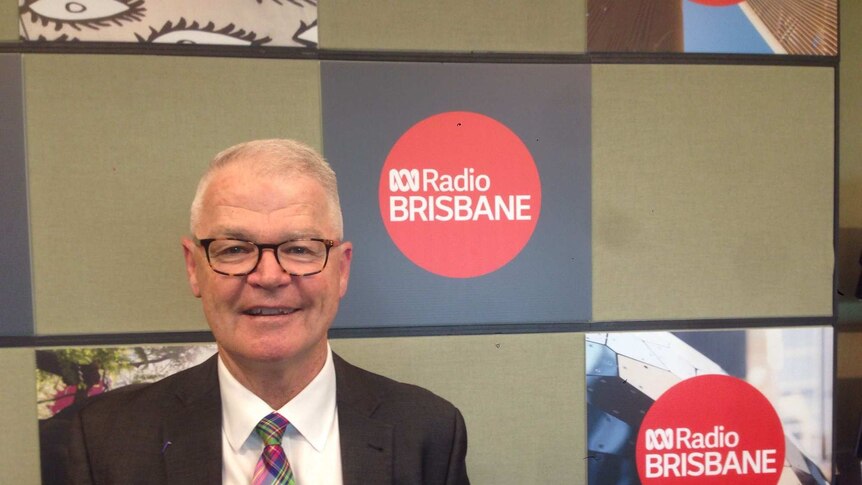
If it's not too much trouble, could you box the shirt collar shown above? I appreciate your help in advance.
[219,344,338,453]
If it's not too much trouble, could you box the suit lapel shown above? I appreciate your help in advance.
[334,354,394,485]
[161,355,223,484]
[150,353,396,483]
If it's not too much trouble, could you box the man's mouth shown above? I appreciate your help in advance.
[243,307,297,316]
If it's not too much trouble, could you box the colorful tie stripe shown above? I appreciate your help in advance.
[252,412,296,485]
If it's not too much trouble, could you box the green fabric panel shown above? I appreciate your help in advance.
[319,0,585,53]
[592,64,834,321]
[837,0,862,294]
[332,333,586,484]
[0,348,40,484]
[24,54,322,335]
[838,331,862,379]
[0,0,18,41]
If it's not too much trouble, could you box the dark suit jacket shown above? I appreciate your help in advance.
[66,353,469,484]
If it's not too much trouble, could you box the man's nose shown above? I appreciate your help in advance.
[248,248,290,286]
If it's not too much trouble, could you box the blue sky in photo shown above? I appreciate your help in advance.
[682,1,773,54]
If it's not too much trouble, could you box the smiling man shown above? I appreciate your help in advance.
[67,139,469,485]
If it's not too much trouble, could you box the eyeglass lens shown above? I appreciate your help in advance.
[206,239,329,276]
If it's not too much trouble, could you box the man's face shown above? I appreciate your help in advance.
[182,161,351,370]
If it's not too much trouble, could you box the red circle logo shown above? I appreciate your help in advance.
[636,375,785,485]
[379,111,541,278]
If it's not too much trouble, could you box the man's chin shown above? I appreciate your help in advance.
[228,343,319,366]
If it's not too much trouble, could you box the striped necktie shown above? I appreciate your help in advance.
[252,412,296,485]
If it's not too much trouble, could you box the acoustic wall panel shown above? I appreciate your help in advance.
[319,0,586,53]
[0,348,40,484]
[331,333,587,484]
[0,1,17,41]
[837,0,862,296]
[0,54,33,336]
[592,64,834,321]
[838,332,862,379]
[24,54,322,335]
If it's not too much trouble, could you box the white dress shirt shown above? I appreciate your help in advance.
[218,345,343,485]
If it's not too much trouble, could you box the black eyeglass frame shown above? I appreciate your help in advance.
[195,237,339,277]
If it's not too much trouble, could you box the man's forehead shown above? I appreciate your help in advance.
[206,223,322,241]
[198,203,331,239]
[205,163,319,198]
[198,171,335,233]
[210,156,300,183]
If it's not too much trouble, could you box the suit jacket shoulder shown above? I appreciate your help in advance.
[67,355,222,484]
[334,354,470,485]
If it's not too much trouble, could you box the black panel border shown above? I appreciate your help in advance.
[0,42,840,67]
[0,315,835,348]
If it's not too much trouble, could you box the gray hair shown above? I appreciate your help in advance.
[189,139,343,237]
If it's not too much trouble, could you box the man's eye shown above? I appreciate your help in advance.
[281,242,321,258]
[212,244,254,258]
[285,245,311,255]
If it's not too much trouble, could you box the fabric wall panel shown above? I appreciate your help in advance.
[24,54,322,335]
[0,348,41,484]
[0,53,33,336]
[319,0,585,53]
[838,332,862,378]
[0,1,17,41]
[837,0,862,295]
[331,333,587,484]
[592,64,834,321]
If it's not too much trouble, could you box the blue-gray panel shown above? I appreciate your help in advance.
[0,54,34,336]
[322,62,591,328]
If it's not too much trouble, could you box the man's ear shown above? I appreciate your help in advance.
[337,242,353,298]
[181,237,202,298]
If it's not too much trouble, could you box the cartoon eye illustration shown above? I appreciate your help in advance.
[136,19,271,46]
[23,33,81,42]
[292,19,317,47]
[21,0,145,31]
[256,0,318,6]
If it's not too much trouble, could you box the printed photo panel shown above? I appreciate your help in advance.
[586,326,833,485]
[587,0,837,55]
[19,0,317,47]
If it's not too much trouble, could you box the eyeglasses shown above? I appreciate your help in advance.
[195,238,339,276]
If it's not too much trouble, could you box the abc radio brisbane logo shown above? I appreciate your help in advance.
[636,375,785,485]
[379,111,541,278]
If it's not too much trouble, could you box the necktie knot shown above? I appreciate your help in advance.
[252,413,295,485]
[255,412,288,447]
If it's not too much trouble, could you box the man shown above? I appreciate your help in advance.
[67,139,469,484]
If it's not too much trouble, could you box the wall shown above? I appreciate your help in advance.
[839,0,862,295]
[837,0,862,482]
[0,1,844,483]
